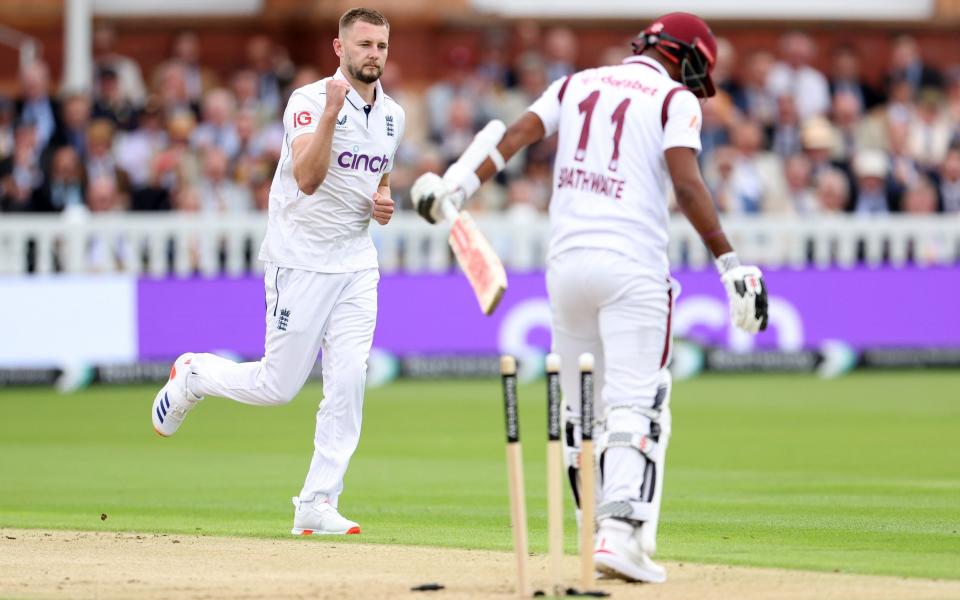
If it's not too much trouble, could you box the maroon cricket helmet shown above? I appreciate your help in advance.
[632,12,718,98]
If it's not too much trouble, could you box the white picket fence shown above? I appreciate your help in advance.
[0,212,958,276]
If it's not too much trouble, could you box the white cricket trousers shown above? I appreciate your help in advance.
[547,248,676,510]
[188,263,379,507]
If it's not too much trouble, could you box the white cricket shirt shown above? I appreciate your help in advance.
[258,69,405,272]
[528,55,702,276]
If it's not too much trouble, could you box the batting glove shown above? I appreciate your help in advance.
[410,172,451,224]
[716,252,769,334]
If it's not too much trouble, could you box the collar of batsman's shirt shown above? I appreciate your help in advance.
[333,67,384,113]
[622,55,670,78]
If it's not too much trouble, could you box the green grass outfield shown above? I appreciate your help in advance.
[1,372,958,580]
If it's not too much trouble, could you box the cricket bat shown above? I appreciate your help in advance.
[440,121,508,316]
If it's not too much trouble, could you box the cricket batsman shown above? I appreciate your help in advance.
[412,12,768,582]
[150,8,404,536]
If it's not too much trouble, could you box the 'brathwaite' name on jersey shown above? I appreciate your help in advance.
[557,167,626,200]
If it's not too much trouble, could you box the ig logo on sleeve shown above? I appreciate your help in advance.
[293,112,313,128]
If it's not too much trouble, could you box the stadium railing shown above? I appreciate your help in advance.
[0,213,958,276]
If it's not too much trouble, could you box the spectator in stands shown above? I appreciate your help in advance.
[31,146,85,212]
[888,120,921,197]
[15,61,61,154]
[503,178,541,221]
[909,88,953,172]
[507,20,543,88]
[739,50,777,127]
[93,24,147,107]
[251,174,271,212]
[156,61,199,120]
[288,66,321,97]
[852,150,897,215]
[245,35,286,119]
[886,35,942,94]
[713,38,745,110]
[598,44,632,70]
[232,108,265,183]
[232,69,273,128]
[707,119,789,214]
[196,147,252,213]
[801,116,852,187]
[425,46,490,142]
[57,92,92,160]
[771,94,803,158]
[831,91,865,162]
[699,93,733,166]
[84,176,134,272]
[115,98,167,191]
[767,31,831,121]
[498,52,548,124]
[902,176,939,214]
[436,96,477,167]
[784,153,816,214]
[937,145,960,213]
[0,121,43,212]
[814,168,850,213]
[152,111,200,193]
[0,97,15,161]
[543,27,578,82]
[475,29,511,88]
[192,88,240,159]
[84,119,128,193]
[828,45,882,110]
[92,66,139,131]
[945,67,960,126]
[172,184,201,213]
[169,31,215,104]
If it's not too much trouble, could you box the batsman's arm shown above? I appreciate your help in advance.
[474,112,547,184]
[664,146,733,258]
[666,146,769,333]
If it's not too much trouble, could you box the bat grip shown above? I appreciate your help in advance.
[440,194,461,223]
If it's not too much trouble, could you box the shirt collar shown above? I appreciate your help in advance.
[333,68,383,112]
[622,55,670,78]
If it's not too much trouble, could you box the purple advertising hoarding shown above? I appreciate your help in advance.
[136,266,960,360]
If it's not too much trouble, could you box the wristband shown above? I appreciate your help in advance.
[714,251,741,275]
[443,163,481,199]
[489,147,506,171]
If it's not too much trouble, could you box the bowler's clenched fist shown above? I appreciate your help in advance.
[372,188,394,225]
[324,79,351,114]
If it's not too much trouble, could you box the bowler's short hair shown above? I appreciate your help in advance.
[339,8,389,33]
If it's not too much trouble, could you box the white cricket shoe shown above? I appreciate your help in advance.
[151,353,203,437]
[594,519,667,584]
[291,496,361,535]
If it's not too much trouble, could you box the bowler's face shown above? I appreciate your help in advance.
[338,21,389,84]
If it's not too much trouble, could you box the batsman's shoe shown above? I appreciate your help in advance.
[291,496,361,535]
[594,519,666,584]
[151,353,202,437]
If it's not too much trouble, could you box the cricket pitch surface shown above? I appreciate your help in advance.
[2,529,957,599]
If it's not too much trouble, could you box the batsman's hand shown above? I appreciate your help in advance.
[410,172,452,224]
[324,79,351,115]
[372,187,394,225]
[719,258,769,334]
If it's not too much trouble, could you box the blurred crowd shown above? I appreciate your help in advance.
[2,23,960,224]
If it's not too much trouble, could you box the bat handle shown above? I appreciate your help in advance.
[440,195,461,223]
